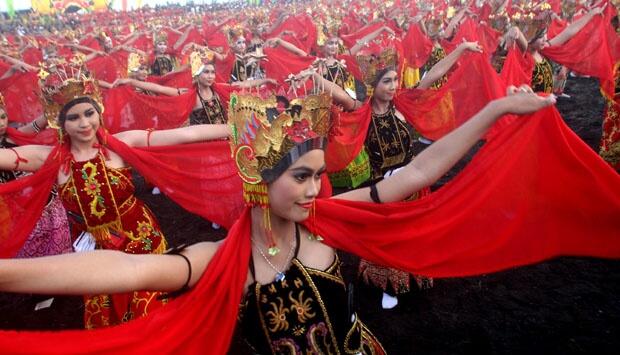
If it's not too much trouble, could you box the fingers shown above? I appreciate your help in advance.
[518,84,534,94]
[506,85,518,95]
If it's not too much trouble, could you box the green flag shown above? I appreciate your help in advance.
[6,0,14,18]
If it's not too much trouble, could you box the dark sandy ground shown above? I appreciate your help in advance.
[1,76,619,355]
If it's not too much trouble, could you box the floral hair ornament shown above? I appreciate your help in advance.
[228,91,332,255]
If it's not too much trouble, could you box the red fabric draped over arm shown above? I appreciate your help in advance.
[402,23,433,68]
[0,208,251,354]
[262,47,315,83]
[1,81,618,355]
[542,12,616,94]
[146,70,193,88]
[325,102,372,172]
[102,87,196,133]
[86,54,127,83]
[104,133,244,229]
[500,46,535,88]
[310,107,620,277]
[0,71,44,124]
[0,145,61,258]
[394,52,505,140]
[6,128,57,146]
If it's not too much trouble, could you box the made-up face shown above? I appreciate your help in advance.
[156,41,168,54]
[530,33,549,51]
[197,64,216,87]
[324,37,340,57]
[373,70,398,103]
[267,149,325,223]
[62,102,100,144]
[234,37,247,54]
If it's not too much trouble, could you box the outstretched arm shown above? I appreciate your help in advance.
[0,242,218,295]
[505,26,528,52]
[113,78,184,97]
[350,26,396,55]
[548,5,605,47]
[296,70,362,111]
[0,145,51,172]
[113,124,231,147]
[264,37,308,57]
[232,77,277,89]
[417,41,482,90]
[337,86,556,202]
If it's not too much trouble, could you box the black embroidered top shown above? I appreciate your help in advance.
[364,105,416,181]
[231,58,258,82]
[240,229,385,354]
[531,58,554,94]
[189,91,226,125]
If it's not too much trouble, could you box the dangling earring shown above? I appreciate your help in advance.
[308,200,323,242]
[243,182,279,255]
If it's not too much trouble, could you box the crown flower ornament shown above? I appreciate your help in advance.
[228,92,332,255]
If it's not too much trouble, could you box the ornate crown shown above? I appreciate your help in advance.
[356,46,399,90]
[154,30,168,45]
[225,25,245,46]
[228,92,332,187]
[39,67,103,128]
[127,52,147,74]
[512,7,553,42]
[317,17,341,46]
[190,49,215,77]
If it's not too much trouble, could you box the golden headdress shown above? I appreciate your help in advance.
[0,92,5,110]
[512,5,553,42]
[154,30,168,45]
[228,92,332,255]
[228,92,332,185]
[317,17,342,47]
[356,47,399,95]
[127,52,147,75]
[225,25,245,46]
[190,49,215,77]
[39,66,103,128]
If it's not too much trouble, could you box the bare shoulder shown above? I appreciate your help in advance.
[183,241,223,267]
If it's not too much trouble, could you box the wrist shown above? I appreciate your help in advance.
[486,98,509,117]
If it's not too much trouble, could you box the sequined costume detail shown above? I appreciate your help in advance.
[531,58,554,94]
[240,230,385,354]
[59,153,168,328]
[189,91,226,125]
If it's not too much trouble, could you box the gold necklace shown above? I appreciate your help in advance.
[252,237,296,282]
